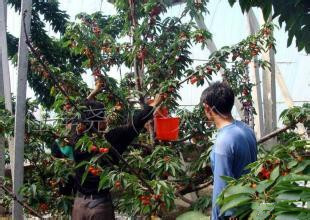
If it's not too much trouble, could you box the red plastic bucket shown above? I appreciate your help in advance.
[154,117,180,141]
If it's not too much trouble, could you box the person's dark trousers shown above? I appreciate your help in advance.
[72,193,115,220]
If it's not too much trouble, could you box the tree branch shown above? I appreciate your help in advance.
[257,125,292,145]
[0,180,43,218]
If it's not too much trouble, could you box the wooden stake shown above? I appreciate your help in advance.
[12,1,32,219]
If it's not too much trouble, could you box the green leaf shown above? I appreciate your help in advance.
[270,165,280,181]
[256,180,274,193]
[287,160,298,169]
[75,161,89,169]
[275,214,299,220]
[220,176,235,182]
[224,183,255,198]
[262,3,272,22]
[176,211,209,220]
[275,192,300,202]
[220,195,252,215]
[300,191,310,201]
[228,0,237,7]
[98,174,110,190]
[280,174,310,182]
[291,160,310,173]
[81,170,88,185]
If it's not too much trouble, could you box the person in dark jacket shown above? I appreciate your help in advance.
[63,95,162,220]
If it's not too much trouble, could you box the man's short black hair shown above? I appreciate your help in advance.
[200,81,235,115]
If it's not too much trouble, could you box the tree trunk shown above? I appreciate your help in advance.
[12,0,32,219]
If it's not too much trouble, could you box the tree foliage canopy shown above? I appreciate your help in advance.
[228,0,310,53]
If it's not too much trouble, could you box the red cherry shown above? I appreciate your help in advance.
[115,181,121,189]
[195,34,205,43]
[137,48,147,60]
[39,203,48,212]
[190,76,198,84]
[92,69,102,77]
[76,123,87,134]
[93,26,101,36]
[179,32,187,41]
[142,200,150,206]
[88,166,95,172]
[90,145,98,153]
[115,102,123,111]
[168,86,175,93]
[163,156,171,162]
[206,66,213,74]
[154,194,162,201]
[99,148,109,154]
[162,93,168,99]
[243,89,249,96]
[259,166,271,179]
[90,168,100,176]
[150,6,161,17]
[64,103,71,111]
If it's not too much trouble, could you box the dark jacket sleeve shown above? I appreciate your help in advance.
[105,105,154,156]
[51,141,65,158]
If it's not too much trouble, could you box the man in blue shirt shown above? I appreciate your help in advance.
[200,82,257,220]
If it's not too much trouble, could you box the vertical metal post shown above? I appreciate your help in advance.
[246,9,264,138]
[261,14,277,149]
[12,0,32,219]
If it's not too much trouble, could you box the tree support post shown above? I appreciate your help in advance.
[247,10,306,138]
[246,9,264,138]
[0,0,7,187]
[261,33,277,150]
[12,0,32,219]
[0,0,12,113]
[0,0,14,189]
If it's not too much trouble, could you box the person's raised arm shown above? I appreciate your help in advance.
[105,94,164,156]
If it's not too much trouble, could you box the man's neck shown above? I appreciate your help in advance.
[214,114,234,129]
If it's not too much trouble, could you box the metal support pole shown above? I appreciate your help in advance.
[261,13,277,149]
[12,0,32,219]
[0,0,7,184]
[247,8,306,139]
[0,0,12,113]
[0,0,14,186]
[246,9,264,138]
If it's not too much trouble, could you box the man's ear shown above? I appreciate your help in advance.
[203,103,211,113]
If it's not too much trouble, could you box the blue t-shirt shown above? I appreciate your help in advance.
[210,120,257,220]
